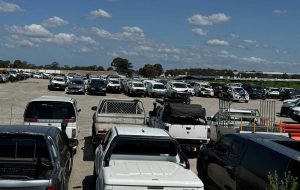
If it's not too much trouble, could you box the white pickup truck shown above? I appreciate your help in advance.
[148,99,210,152]
[94,126,204,190]
[91,99,147,151]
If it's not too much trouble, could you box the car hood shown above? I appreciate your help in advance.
[104,160,203,187]
[68,84,84,88]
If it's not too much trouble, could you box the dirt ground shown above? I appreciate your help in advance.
[0,78,293,190]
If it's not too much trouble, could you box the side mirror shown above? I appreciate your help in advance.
[68,139,79,148]
[91,106,97,111]
[77,109,81,113]
[207,116,212,121]
[92,136,102,146]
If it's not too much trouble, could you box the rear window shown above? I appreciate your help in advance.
[241,141,290,180]
[25,101,76,119]
[153,84,165,89]
[70,80,83,85]
[112,138,177,156]
[0,134,50,160]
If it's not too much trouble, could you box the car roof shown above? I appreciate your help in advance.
[227,108,257,113]
[29,96,74,103]
[115,127,170,138]
[0,125,58,137]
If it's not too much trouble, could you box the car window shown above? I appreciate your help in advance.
[56,132,68,154]
[0,134,50,160]
[215,136,233,154]
[25,101,76,120]
[112,138,177,156]
[241,141,290,180]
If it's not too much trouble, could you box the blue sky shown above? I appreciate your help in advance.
[0,0,299,72]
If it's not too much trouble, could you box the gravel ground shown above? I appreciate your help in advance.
[0,78,293,190]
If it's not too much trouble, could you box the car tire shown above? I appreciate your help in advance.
[245,100,248,103]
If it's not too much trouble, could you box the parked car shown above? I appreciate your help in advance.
[224,86,249,103]
[266,87,280,99]
[289,107,300,123]
[94,127,204,190]
[280,88,296,101]
[187,83,196,96]
[242,84,266,99]
[197,133,300,190]
[149,99,210,153]
[24,96,81,141]
[0,125,78,190]
[106,78,121,93]
[67,78,85,94]
[146,81,167,97]
[91,99,147,151]
[48,76,67,91]
[166,81,189,97]
[126,80,146,97]
[194,82,214,97]
[86,78,107,95]
[280,98,300,116]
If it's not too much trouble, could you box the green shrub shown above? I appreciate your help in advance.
[267,171,298,190]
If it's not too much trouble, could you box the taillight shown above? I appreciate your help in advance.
[24,118,37,122]
[72,129,76,138]
[98,129,107,135]
[63,118,76,123]
[47,186,56,190]
[207,128,211,139]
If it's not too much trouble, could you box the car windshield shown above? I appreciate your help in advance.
[234,88,244,93]
[112,138,177,156]
[70,80,83,85]
[24,101,76,120]
[173,83,187,88]
[54,78,64,82]
[153,84,165,89]
[133,83,144,87]
[91,80,105,85]
[202,85,210,88]
[110,80,119,84]
[271,88,279,91]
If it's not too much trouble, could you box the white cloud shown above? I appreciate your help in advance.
[88,9,111,19]
[188,13,230,26]
[0,0,22,12]
[192,28,208,36]
[90,27,112,38]
[207,39,229,46]
[122,26,143,34]
[42,16,69,28]
[78,35,99,46]
[158,48,181,54]
[120,50,138,56]
[230,33,239,39]
[7,24,53,38]
[242,56,266,63]
[244,39,257,44]
[49,33,76,45]
[273,9,288,14]
[17,39,39,47]
[136,45,154,52]
[78,47,91,53]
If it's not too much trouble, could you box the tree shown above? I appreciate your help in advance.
[153,64,164,76]
[107,67,114,71]
[45,61,60,69]
[0,60,10,68]
[111,57,133,76]
[139,64,156,78]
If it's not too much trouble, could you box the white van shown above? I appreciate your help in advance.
[24,96,80,140]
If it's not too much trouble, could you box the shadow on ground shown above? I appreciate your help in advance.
[83,136,94,161]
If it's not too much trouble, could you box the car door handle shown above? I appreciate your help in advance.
[186,127,191,130]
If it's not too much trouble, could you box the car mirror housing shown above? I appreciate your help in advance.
[68,139,79,148]
[91,106,97,111]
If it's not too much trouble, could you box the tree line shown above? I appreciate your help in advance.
[1,58,300,79]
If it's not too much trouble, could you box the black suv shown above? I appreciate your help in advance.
[242,84,266,99]
[197,133,300,190]
[87,79,107,95]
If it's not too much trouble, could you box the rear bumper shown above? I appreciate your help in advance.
[176,138,209,148]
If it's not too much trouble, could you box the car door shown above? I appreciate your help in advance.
[207,135,235,190]
[56,132,71,176]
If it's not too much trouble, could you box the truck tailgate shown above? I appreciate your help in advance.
[0,180,50,190]
[167,124,209,140]
[96,114,145,125]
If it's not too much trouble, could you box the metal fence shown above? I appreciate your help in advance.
[259,100,276,128]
